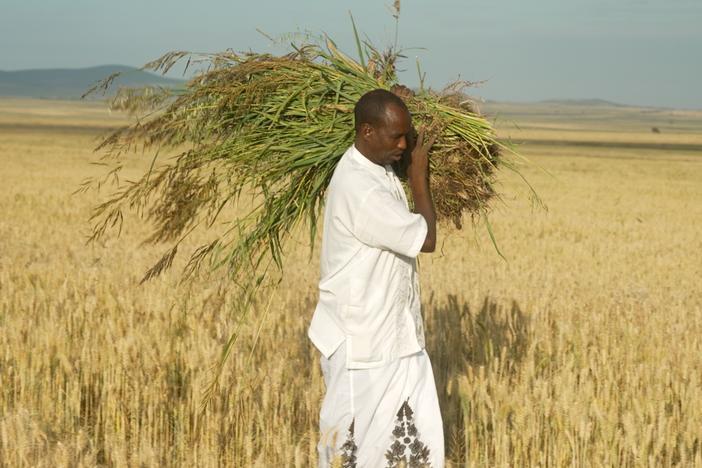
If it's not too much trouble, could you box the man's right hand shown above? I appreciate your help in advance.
[408,127,437,185]
[406,126,437,253]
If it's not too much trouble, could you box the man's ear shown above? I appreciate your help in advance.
[360,122,374,139]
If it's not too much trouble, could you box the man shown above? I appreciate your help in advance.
[308,88,444,467]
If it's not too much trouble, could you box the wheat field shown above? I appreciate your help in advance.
[1,97,701,467]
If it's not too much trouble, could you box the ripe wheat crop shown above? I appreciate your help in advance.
[1,99,700,466]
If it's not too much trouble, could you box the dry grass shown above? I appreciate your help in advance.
[1,98,701,466]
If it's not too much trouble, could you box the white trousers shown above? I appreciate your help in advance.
[317,344,445,468]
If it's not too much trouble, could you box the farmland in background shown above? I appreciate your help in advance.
[1,97,700,466]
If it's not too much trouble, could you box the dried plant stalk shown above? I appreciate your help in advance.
[87,37,525,283]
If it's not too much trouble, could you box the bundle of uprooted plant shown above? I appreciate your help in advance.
[88,35,519,279]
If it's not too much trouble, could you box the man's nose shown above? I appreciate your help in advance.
[398,136,407,151]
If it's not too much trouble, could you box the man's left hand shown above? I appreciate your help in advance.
[390,84,414,100]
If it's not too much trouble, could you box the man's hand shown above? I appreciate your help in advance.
[390,84,414,100]
[407,127,437,184]
[406,126,437,253]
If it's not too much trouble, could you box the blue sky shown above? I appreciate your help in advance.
[2,0,700,108]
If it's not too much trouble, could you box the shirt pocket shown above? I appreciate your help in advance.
[340,304,365,330]
[349,277,364,306]
[347,333,383,364]
[341,304,384,365]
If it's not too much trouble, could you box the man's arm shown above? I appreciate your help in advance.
[407,128,437,253]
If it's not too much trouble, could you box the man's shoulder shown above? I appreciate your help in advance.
[329,148,384,200]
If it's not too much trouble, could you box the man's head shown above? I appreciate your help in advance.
[354,89,412,166]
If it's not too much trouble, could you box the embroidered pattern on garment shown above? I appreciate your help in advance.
[393,266,412,357]
[385,400,432,468]
[340,419,358,468]
[408,265,425,349]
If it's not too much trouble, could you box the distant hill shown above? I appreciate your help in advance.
[539,98,628,107]
[0,65,184,99]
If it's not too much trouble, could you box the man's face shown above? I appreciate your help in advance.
[361,103,412,166]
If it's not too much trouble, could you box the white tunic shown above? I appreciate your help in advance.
[308,144,429,369]
[311,145,445,467]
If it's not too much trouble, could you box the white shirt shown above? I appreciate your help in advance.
[308,144,428,369]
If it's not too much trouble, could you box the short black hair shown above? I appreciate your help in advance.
[354,89,408,132]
